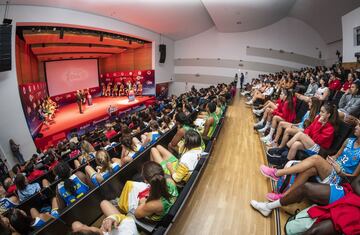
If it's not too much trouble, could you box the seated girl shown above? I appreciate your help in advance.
[269,97,321,147]
[150,130,203,183]
[54,162,90,208]
[71,200,138,234]
[0,185,19,213]
[133,120,161,148]
[253,98,282,127]
[74,140,96,168]
[269,102,338,161]
[85,150,120,187]
[196,102,219,140]
[25,163,46,183]
[168,112,193,154]
[15,173,50,202]
[9,197,59,233]
[250,171,360,233]
[296,77,330,102]
[113,136,139,166]
[159,115,175,133]
[69,142,81,159]
[259,121,360,201]
[258,89,296,137]
[116,161,178,221]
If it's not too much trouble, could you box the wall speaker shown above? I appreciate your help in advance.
[0,24,12,72]
[159,44,166,63]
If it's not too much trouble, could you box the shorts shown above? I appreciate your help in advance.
[32,217,46,229]
[318,168,341,185]
[304,144,320,156]
[51,209,59,219]
[329,184,345,204]
[160,155,178,175]
[90,173,101,187]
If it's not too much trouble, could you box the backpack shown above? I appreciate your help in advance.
[276,160,300,194]
[285,206,316,235]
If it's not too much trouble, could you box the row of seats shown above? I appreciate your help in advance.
[34,104,228,235]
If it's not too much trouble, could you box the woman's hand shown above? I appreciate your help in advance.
[327,156,341,174]
[101,217,119,232]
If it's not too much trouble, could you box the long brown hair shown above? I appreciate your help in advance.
[304,97,321,129]
[282,89,295,113]
[142,161,170,202]
[322,102,339,131]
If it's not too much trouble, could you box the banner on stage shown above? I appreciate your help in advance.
[18,82,48,137]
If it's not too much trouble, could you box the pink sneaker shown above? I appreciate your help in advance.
[266,192,284,201]
[260,165,279,181]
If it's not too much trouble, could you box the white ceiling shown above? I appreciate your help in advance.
[3,0,360,43]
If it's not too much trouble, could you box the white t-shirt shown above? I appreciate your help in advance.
[104,217,139,235]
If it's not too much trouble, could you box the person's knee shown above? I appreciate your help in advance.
[72,221,83,231]
[100,200,110,210]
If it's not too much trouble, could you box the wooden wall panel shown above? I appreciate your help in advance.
[15,35,41,85]
[99,43,152,73]
[134,44,152,70]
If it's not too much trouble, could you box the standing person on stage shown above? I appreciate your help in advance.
[85,89,92,106]
[137,82,143,96]
[119,83,125,96]
[113,83,119,96]
[76,90,83,114]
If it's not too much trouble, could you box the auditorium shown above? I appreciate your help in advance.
[0,1,360,234]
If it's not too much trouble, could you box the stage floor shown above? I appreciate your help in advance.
[35,96,155,149]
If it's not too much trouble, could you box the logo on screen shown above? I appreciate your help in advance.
[66,70,86,82]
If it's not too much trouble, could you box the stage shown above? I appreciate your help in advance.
[35,96,155,150]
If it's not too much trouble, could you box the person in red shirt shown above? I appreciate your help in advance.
[341,73,354,93]
[25,163,45,182]
[69,142,81,159]
[3,177,16,195]
[285,102,338,161]
[261,89,297,144]
[104,123,117,140]
[328,73,342,92]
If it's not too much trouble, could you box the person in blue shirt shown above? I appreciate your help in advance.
[14,173,50,202]
[54,162,90,208]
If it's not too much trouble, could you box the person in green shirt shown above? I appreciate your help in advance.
[201,102,219,139]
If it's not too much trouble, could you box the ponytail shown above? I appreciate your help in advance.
[147,174,170,202]
[142,161,171,202]
[55,162,77,196]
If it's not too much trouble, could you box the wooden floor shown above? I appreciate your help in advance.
[168,94,274,235]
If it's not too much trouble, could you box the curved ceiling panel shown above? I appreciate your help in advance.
[6,1,360,42]
[201,0,296,32]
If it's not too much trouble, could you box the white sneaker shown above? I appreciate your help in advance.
[252,109,258,114]
[245,100,253,105]
[258,126,268,133]
[261,135,271,142]
[250,200,272,217]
